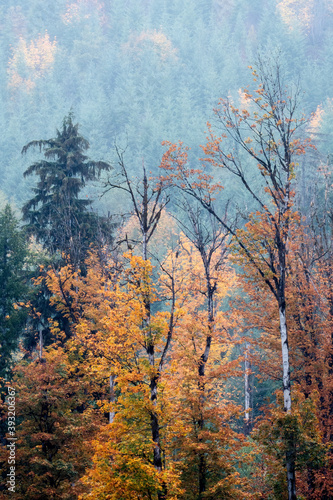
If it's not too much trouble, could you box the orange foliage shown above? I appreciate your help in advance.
[159,239,250,498]
[42,240,250,498]
[0,347,103,499]
[231,216,333,497]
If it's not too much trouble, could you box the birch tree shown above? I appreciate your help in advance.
[159,59,313,500]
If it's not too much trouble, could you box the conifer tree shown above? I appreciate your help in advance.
[22,113,112,269]
[0,204,29,379]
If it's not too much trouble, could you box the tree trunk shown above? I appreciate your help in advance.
[279,305,297,500]
[150,372,167,500]
[145,270,166,499]
[286,450,297,500]
[39,327,43,360]
[279,306,291,413]
[244,342,252,435]
[197,283,214,498]
[109,374,115,424]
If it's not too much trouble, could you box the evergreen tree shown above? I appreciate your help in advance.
[22,113,113,269]
[0,204,29,379]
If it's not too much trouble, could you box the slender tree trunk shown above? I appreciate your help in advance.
[109,374,115,424]
[144,259,166,499]
[278,218,297,500]
[39,327,43,359]
[279,304,297,500]
[279,306,291,413]
[244,342,252,435]
[149,369,166,499]
[198,450,206,499]
[197,282,214,498]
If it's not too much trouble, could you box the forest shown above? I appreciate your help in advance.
[0,1,333,499]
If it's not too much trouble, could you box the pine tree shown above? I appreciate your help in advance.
[22,113,113,269]
[0,204,29,379]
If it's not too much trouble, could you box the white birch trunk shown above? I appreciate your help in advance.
[279,307,291,413]
[279,307,297,499]
[244,343,251,426]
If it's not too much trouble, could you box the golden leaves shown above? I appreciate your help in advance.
[8,32,57,93]
[123,29,178,62]
[277,0,315,32]
[62,0,105,26]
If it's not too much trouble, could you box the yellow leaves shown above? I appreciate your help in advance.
[289,163,296,180]
[62,0,105,26]
[8,32,57,93]
[45,237,244,499]
[123,29,178,62]
[277,0,315,33]
[308,104,324,138]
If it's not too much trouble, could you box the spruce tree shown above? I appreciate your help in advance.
[22,113,112,269]
[0,204,28,378]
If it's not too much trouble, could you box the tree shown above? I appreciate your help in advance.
[0,204,29,379]
[44,238,247,499]
[160,233,246,499]
[104,151,173,499]
[43,250,182,500]
[22,113,113,269]
[171,203,234,497]
[159,59,313,500]
[0,346,104,499]
[104,147,169,261]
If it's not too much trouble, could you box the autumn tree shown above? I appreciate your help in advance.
[171,202,235,497]
[42,234,247,500]
[159,59,312,500]
[158,230,247,499]
[41,249,183,499]
[0,346,104,499]
[104,150,173,499]
[282,211,333,497]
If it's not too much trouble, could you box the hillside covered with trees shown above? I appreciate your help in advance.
[0,1,333,499]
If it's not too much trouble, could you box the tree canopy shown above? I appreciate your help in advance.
[22,114,113,268]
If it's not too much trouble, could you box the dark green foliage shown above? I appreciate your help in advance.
[0,204,29,379]
[22,113,113,269]
[254,393,327,497]
[1,0,332,206]
[23,268,72,353]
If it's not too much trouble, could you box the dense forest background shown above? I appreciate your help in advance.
[1,0,333,210]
